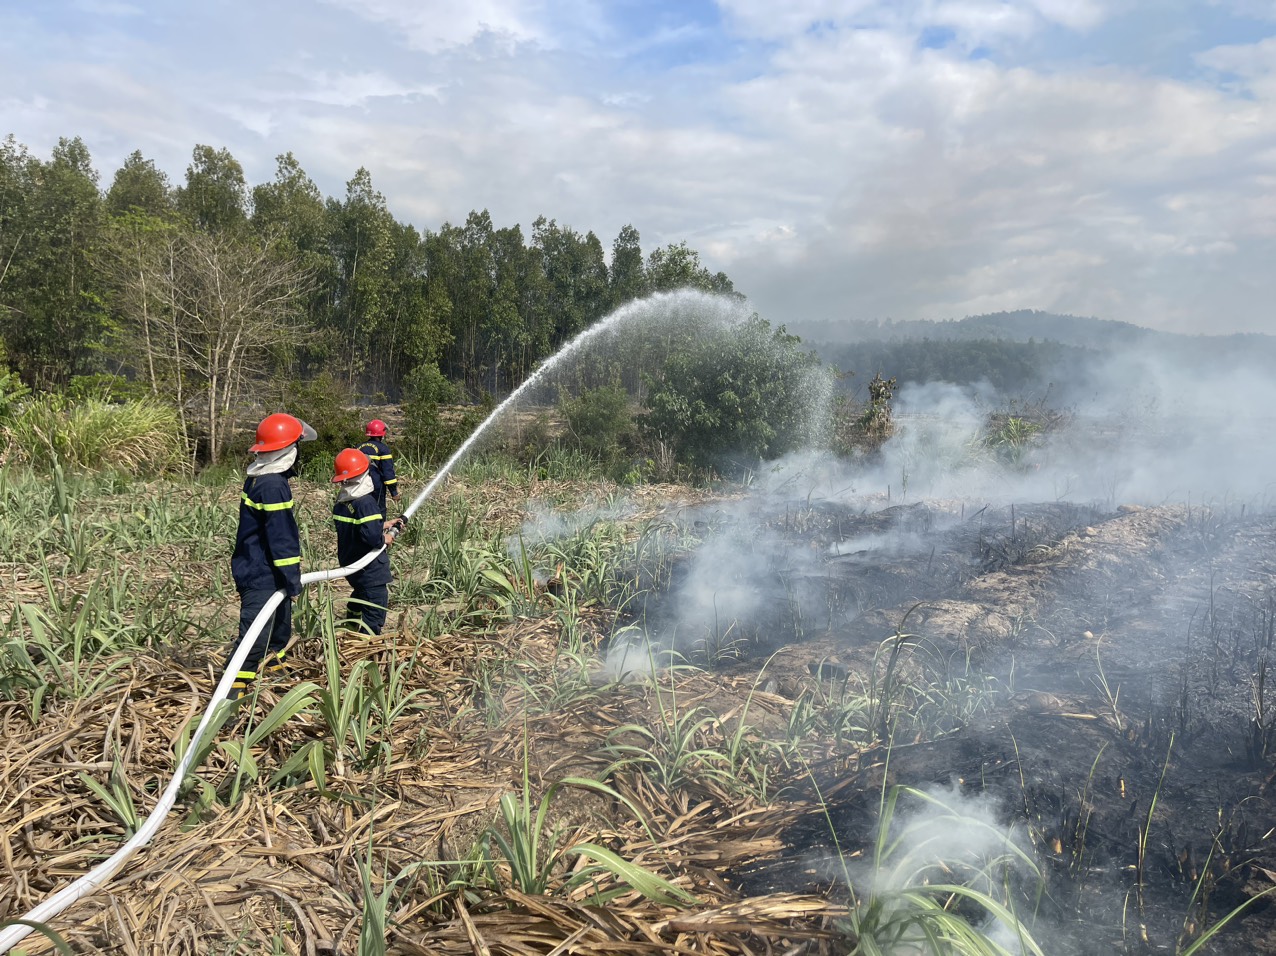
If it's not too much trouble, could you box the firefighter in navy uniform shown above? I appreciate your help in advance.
[358,419,400,517]
[228,413,316,700]
[332,448,401,635]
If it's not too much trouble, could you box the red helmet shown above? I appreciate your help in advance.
[366,419,388,438]
[333,448,370,483]
[250,413,314,453]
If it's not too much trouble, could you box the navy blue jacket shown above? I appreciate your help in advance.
[333,492,392,588]
[232,472,302,595]
[358,438,398,513]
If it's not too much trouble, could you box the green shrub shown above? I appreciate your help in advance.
[67,373,151,404]
[7,394,186,474]
[985,415,1042,469]
[283,372,363,476]
[507,412,555,463]
[832,372,897,458]
[402,364,478,467]
[559,383,635,467]
[403,362,459,407]
[403,402,485,468]
[982,398,1069,471]
[641,316,828,474]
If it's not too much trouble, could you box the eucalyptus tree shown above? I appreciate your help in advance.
[102,153,177,395]
[376,219,450,396]
[0,136,35,304]
[609,223,645,308]
[251,152,337,372]
[174,144,249,234]
[327,167,396,383]
[490,222,549,384]
[106,150,174,219]
[457,210,500,391]
[251,153,328,256]
[0,136,107,387]
[644,240,738,297]
[101,210,173,398]
[577,229,610,328]
[422,224,462,383]
[532,215,609,348]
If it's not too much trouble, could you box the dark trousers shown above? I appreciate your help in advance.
[232,587,292,677]
[346,582,389,635]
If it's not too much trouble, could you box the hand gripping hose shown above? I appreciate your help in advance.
[0,543,393,953]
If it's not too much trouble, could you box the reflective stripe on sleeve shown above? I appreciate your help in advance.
[272,556,301,567]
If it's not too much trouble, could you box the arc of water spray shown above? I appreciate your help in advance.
[0,290,747,953]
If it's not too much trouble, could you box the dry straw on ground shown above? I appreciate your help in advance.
[1,614,852,955]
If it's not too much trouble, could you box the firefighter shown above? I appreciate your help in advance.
[332,447,402,636]
[228,412,316,701]
[358,419,400,517]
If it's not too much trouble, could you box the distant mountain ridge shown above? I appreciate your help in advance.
[791,309,1276,354]
[881,311,1149,350]
[796,309,1276,400]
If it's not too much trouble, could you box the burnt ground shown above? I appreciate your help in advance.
[641,495,1276,953]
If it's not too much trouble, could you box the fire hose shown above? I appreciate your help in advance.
[0,291,643,951]
[0,488,431,953]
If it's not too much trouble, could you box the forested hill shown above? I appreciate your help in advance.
[0,135,738,404]
[801,310,1276,400]
[792,310,1146,350]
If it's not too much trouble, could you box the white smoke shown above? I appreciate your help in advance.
[832,784,1047,956]
[748,335,1276,510]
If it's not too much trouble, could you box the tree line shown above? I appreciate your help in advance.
[815,337,1095,398]
[0,135,739,460]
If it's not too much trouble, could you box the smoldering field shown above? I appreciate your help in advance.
[6,327,1276,954]
[579,341,1276,953]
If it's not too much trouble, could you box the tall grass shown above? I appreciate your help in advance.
[6,395,187,474]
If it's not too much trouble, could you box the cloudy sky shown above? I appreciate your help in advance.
[3,0,1276,335]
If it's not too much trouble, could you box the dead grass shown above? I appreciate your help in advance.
[0,596,857,955]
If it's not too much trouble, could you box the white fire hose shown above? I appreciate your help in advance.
[0,313,567,950]
[0,297,681,950]
[0,518,412,953]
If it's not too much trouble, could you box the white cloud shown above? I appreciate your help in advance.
[316,0,561,51]
[273,70,441,109]
[1196,34,1276,101]
[930,1,1039,41]
[715,0,1110,47]
[683,14,1276,331]
[215,103,276,139]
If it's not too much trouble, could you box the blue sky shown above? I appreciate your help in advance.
[3,0,1276,335]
